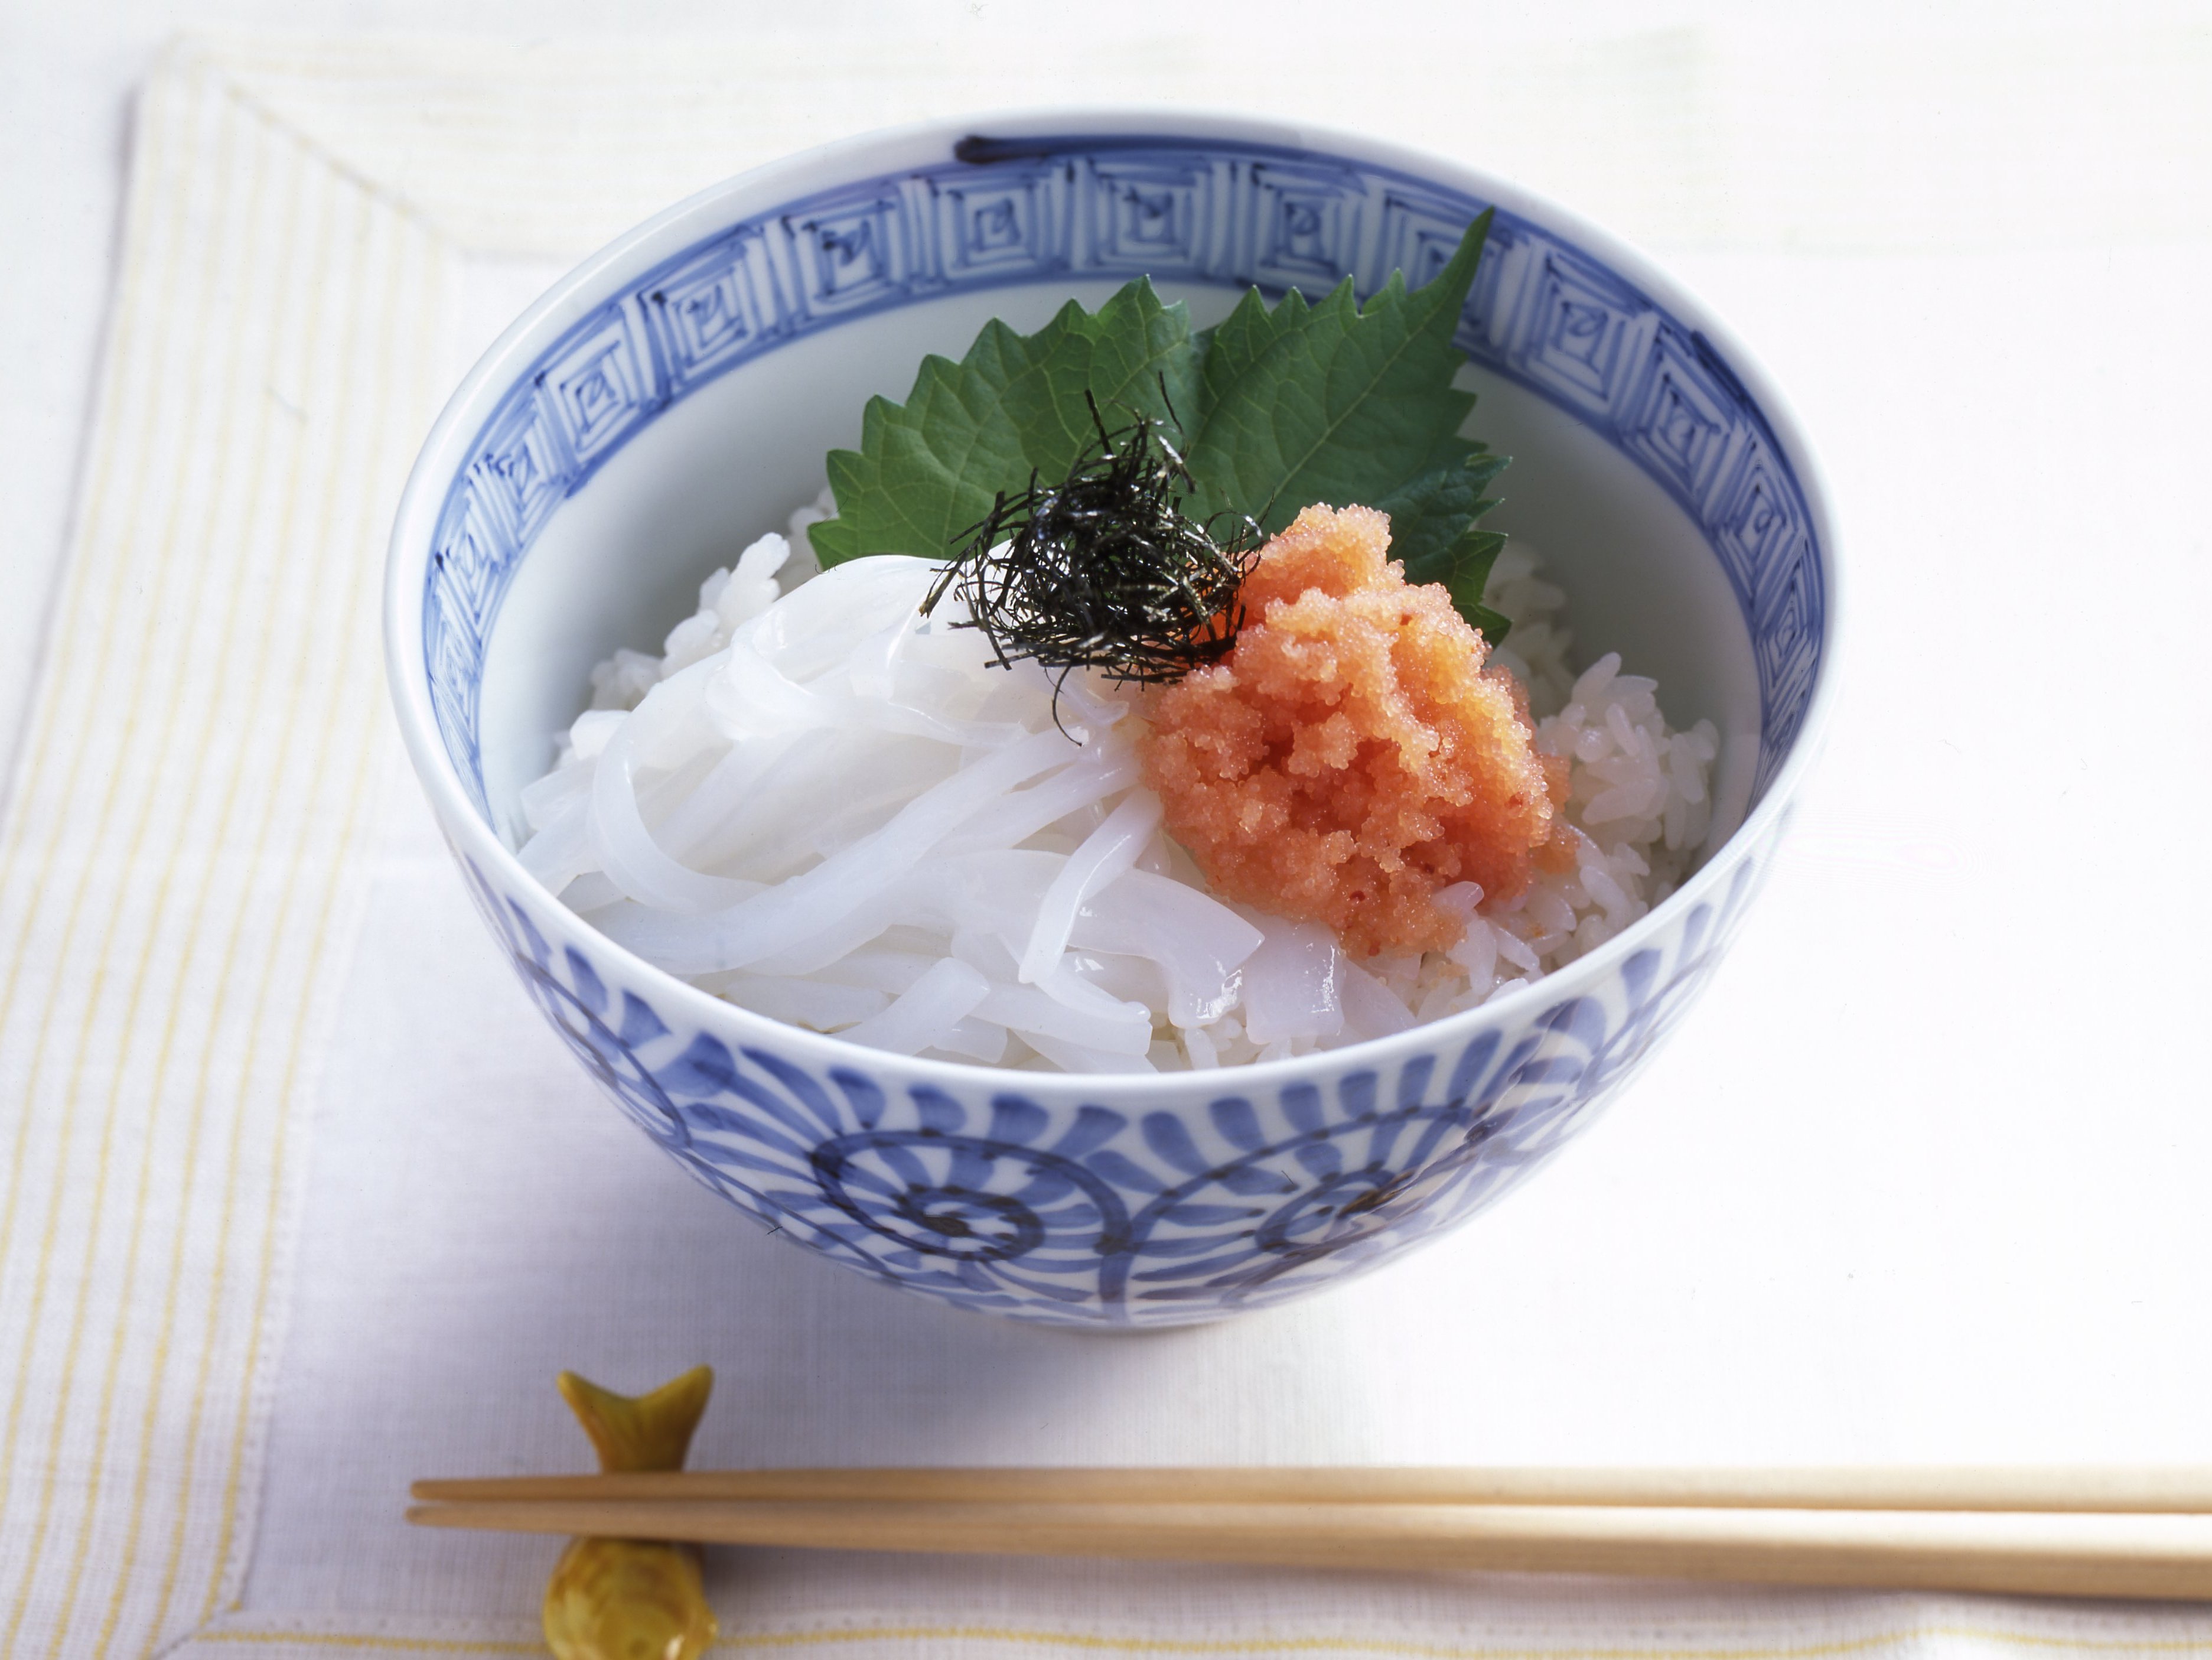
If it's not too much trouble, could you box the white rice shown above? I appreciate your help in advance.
[516,493,1718,1072]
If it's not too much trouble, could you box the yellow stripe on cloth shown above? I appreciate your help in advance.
[0,44,457,1659]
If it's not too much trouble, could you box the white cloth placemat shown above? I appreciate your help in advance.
[0,44,456,1659]
[4,21,2212,1659]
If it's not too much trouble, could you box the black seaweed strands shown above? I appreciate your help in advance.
[920,400,1262,696]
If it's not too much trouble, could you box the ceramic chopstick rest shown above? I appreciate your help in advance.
[540,1367,719,1660]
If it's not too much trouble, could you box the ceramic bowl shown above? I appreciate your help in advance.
[385,110,1838,1328]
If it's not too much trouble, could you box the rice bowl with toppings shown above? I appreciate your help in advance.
[515,495,1718,1073]
[386,109,1834,1324]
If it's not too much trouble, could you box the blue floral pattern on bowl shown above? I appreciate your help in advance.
[452,826,1780,1326]
[390,121,1834,1327]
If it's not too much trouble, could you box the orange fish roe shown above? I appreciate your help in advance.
[1139,503,1559,959]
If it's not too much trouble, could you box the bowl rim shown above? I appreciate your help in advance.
[383,103,1843,1099]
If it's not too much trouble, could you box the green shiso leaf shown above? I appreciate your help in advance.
[1376,445,1512,642]
[1181,213,1491,530]
[809,213,1510,639]
[809,280,1199,569]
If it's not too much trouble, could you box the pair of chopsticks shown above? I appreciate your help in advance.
[409,1467,2212,1600]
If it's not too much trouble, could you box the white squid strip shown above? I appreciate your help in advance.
[1237,913,1347,1044]
[704,645,842,739]
[947,936,1152,1054]
[649,731,800,862]
[600,730,1080,973]
[1058,951,1168,1013]
[1019,792,1164,984]
[812,948,943,995]
[745,555,942,681]
[709,621,1024,750]
[1337,961,1418,1041]
[746,851,1062,978]
[558,872,622,914]
[936,745,1141,857]
[807,747,972,859]
[676,733,882,877]
[703,974,887,1030]
[621,652,726,771]
[519,792,595,894]
[843,601,911,701]
[1020,1028,1158,1075]
[836,959,991,1055]
[1031,959,1151,1023]
[591,720,761,913]
[979,978,1154,1054]
[1070,870,1262,1027]
[930,1017,1009,1065]
[519,760,591,832]
[821,695,1034,749]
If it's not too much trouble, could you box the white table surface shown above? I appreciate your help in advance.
[8,0,2212,1642]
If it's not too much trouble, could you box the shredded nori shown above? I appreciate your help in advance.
[920,399,1262,689]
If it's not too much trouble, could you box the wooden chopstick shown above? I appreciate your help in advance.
[411,1465,2212,1513]
[404,1496,2212,1600]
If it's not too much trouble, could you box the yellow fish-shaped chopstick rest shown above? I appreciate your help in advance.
[541,1366,719,1660]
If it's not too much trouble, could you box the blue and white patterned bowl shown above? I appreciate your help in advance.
[385,111,1838,1327]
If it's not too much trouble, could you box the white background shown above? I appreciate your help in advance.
[7,0,2212,1633]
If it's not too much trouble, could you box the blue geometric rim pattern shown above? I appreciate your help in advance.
[457,839,1774,1325]
[421,131,1825,822]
